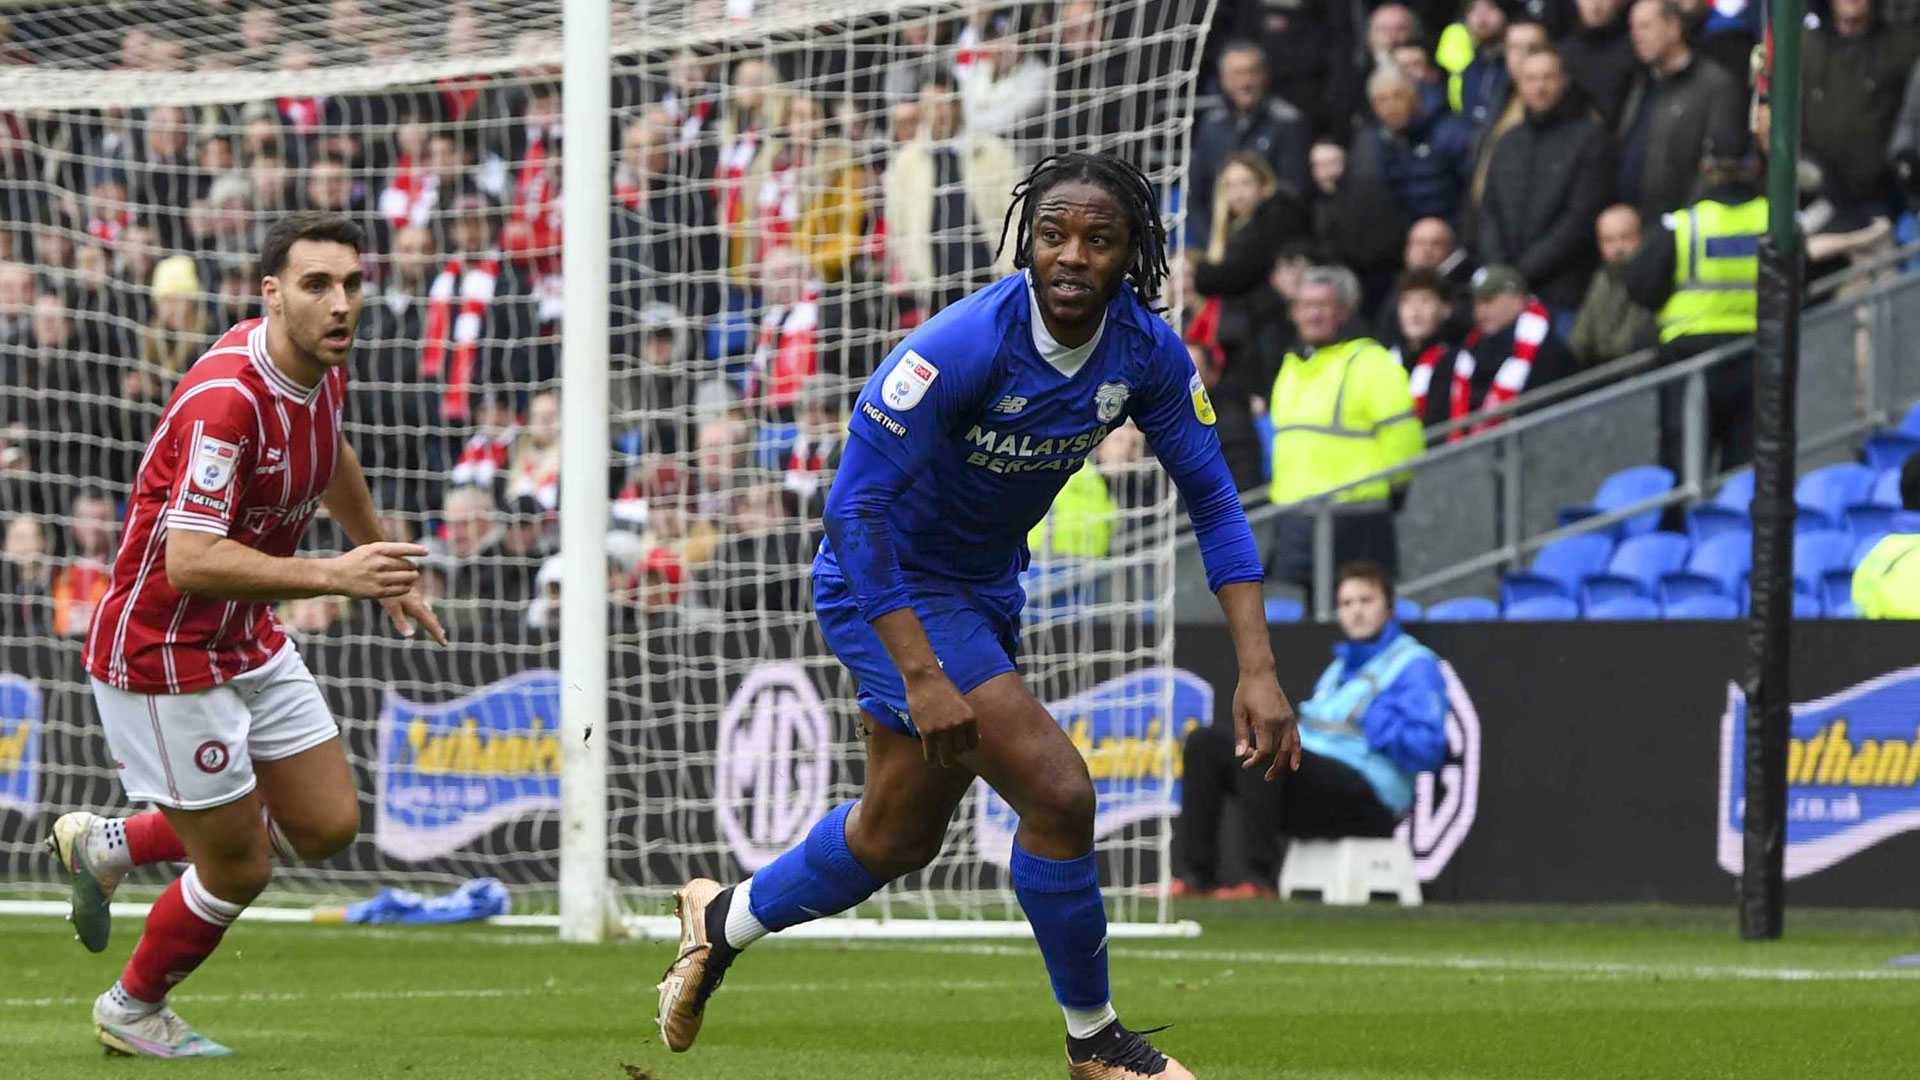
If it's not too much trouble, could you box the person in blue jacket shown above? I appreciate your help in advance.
[1175,561,1448,897]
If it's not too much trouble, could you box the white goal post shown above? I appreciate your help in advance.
[0,0,1220,943]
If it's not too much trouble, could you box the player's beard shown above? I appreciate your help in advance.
[299,309,357,368]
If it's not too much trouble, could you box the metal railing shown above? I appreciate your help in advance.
[1175,239,1920,621]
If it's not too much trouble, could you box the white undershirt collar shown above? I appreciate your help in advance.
[1026,271,1107,378]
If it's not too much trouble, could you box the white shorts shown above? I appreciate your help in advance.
[90,643,340,811]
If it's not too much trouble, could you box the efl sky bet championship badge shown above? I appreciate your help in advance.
[882,351,939,411]
[191,436,241,493]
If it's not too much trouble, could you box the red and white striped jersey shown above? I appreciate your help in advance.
[85,319,348,694]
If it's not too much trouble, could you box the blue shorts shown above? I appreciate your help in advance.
[813,571,1024,738]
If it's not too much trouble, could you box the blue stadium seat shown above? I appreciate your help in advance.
[1395,597,1424,622]
[1900,400,1920,438]
[1579,531,1690,607]
[1795,463,1879,529]
[1871,467,1904,508]
[1854,532,1891,568]
[1663,594,1740,619]
[1685,504,1750,545]
[1793,530,1856,597]
[1821,570,1855,617]
[1557,465,1675,537]
[1264,597,1304,624]
[1863,432,1920,472]
[1658,530,1752,604]
[1499,533,1614,607]
[1844,505,1896,547]
[1713,468,1756,510]
[1424,596,1500,622]
[1585,595,1661,620]
[1504,595,1579,621]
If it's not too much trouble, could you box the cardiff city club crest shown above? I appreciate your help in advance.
[1094,382,1131,424]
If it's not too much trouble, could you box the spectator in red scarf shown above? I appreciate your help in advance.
[424,198,506,421]
[720,57,781,282]
[1381,269,1463,427]
[1410,264,1575,435]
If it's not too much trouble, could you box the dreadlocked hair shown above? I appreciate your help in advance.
[997,151,1170,311]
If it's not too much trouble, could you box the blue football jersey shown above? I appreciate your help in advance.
[816,272,1223,585]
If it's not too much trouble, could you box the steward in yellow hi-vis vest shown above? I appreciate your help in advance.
[1263,267,1424,588]
[1854,461,1920,619]
[1655,196,1766,343]
[1615,139,1765,478]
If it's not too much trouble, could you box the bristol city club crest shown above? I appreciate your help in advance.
[1094,381,1131,424]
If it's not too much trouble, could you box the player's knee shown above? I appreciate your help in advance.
[858,825,946,880]
[283,806,359,861]
[1026,754,1097,846]
[201,850,274,904]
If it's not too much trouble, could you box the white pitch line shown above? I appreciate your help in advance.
[0,978,1019,1011]
[837,941,1920,983]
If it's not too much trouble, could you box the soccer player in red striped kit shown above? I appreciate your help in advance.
[45,211,447,1058]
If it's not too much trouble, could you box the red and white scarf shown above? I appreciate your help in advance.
[421,254,499,422]
[508,135,563,277]
[438,76,485,123]
[751,290,820,414]
[1408,298,1549,441]
[278,95,323,133]
[449,426,516,491]
[718,124,760,230]
[378,154,440,228]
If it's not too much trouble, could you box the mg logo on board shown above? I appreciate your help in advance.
[717,664,833,872]
[1398,660,1481,882]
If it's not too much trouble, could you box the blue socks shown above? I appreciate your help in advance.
[746,802,885,932]
[1011,841,1112,1016]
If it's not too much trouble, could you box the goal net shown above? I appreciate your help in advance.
[0,0,1214,935]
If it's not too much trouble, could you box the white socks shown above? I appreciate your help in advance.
[87,816,134,877]
[1064,1002,1118,1040]
[100,980,160,1021]
[721,877,770,950]
[179,865,245,929]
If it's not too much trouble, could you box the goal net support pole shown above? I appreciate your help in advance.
[560,0,614,944]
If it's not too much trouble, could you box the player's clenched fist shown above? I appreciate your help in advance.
[905,670,979,769]
[326,541,428,599]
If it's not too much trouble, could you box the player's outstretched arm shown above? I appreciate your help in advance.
[1219,580,1300,780]
[321,443,448,644]
[166,529,427,604]
[1133,329,1299,777]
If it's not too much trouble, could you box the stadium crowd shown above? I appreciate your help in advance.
[1,0,1917,637]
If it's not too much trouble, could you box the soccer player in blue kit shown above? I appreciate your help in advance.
[658,152,1300,1079]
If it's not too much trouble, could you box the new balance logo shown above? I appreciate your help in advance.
[992,395,1029,415]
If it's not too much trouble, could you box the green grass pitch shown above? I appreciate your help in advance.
[6,901,1919,1079]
